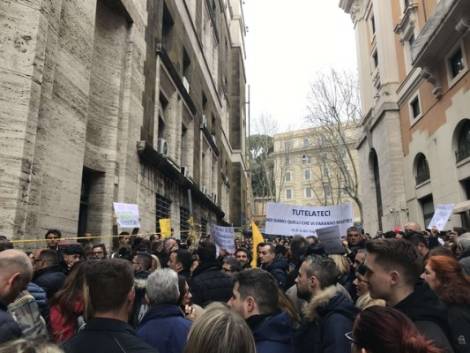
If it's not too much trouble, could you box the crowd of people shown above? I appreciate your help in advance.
[1,222,470,353]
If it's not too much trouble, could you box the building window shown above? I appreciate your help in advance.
[305,188,313,198]
[156,193,171,235]
[415,153,430,185]
[302,154,311,164]
[420,195,435,228]
[448,46,466,79]
[410,95,421,119]
[286,189,293,200]
[285,171,292,182]
[200,218,208,237]
[370,149,383,231]
[372,50,379,68]
[323,183,332,198]
[456,120,470,162]
[304,169,311,180]
[284,141,293,151]
[285,156,291,166]
[180,207,190,241]
[303,138,309,147]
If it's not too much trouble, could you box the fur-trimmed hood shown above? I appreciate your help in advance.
[303,284,356,322]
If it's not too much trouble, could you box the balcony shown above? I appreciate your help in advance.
[411,0,470,68]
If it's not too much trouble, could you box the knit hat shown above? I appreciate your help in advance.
[62,243,84,256]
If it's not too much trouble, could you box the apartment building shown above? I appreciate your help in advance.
[271,128,362,223]
[340,0,470,233]
[0,0,249,240]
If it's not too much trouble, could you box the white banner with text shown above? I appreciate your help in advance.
[265,202,353,237]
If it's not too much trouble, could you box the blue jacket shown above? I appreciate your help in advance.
[0,302,22,344]
[295,285,358,353]
[27,282,49,321]
[247,311,295,353]
[137,304,191,353]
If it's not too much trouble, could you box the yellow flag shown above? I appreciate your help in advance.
[251,222,264,268]
[159,218,172,238]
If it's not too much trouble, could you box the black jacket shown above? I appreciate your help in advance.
[62,318,157,353]
[295,285,358,353]
[33,265,66,299]
[247,311,295,353]
[394,281,454,353]
[0,302,22,344]
[261,256,288,290]
[447,303,470,353]
[190,262,233,307]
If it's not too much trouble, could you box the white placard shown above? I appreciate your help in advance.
[113,202,141,228]
[428,204,454,231]
[316,225,345,254]
[265,202,353,237]
[210,225,236,254]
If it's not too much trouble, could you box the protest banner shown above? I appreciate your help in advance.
[159,218,172,238]
[428,204,454,231]
[113,202,140,228]
[265,202,353,237]
[251,222,265,268]
[210,224,236,254]
[316,225,345,254]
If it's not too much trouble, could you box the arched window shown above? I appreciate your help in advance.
[369,149,383,231]
[415,153,430,185]
[456,120,470,162]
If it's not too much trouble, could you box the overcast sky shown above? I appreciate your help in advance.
[244,0,357,134]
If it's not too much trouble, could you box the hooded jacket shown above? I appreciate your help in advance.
[137,304,191,353]
[33,265,66,300]
[394,281,454,353]
[295,285,358,353]
[247,311,295,353]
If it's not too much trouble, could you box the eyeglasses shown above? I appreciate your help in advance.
[345,331,358,344]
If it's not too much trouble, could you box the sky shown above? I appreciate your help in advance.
[244,0,357,134]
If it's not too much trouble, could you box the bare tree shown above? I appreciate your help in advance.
[305,69,363,222]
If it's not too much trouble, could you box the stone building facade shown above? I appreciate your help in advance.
[340,0,470,233]
[0,0,249,241]
[271,128,362,224]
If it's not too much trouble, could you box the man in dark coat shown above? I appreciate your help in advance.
[62,259,157,353]
[32,249,66,300]
[228,269,295,353]
[295,255,358,353]
[138,269,191,353]
[0,249,33,343]
[365,239,454,353]
[190,240,233,306]
[259,243,288,290]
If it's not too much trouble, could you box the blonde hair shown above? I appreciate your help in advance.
[329,254,350,275]
[184,303,256,353]
[0,339,63,353]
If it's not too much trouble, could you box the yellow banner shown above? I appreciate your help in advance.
[251,222,264,268]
